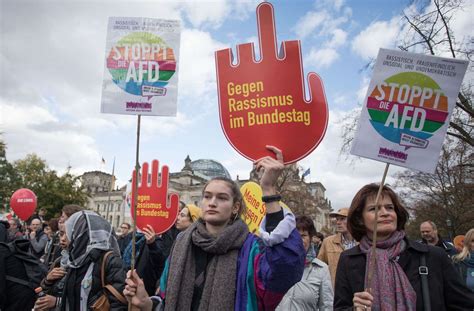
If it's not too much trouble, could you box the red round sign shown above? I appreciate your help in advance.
[10,188,37,221]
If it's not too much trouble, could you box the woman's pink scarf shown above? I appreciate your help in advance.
[360,230,417,311]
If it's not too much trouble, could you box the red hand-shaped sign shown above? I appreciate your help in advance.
[131,160,179,234]
[215,2,328,164]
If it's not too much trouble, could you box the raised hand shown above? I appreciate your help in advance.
[131,160,179,234]
[46,267,66,282]
[216,2,328,164]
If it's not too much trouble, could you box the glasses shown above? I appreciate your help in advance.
[121,226,128,229]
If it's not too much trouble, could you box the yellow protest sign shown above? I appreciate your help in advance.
[240,181,290,234]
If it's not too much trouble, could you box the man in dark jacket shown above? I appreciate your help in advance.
[420,220,457,257]
[117,222,132,255]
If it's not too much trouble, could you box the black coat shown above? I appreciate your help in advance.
[334,238,474,311]
[89,250,127,310]
[61,249,126,310]
[0,239,47,311]
[117,233,132,255]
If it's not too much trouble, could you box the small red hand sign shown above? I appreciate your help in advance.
[215,2,328,164]
[131,160,179,234]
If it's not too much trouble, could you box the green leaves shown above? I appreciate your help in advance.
[1,147,89,219]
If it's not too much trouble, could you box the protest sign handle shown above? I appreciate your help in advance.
[366,162,390,294]
[131,115,141,271]
[129,114,141,311]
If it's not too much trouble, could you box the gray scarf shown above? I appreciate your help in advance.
[165,219,249,311]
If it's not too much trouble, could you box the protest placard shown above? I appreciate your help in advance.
[351,48,468,173]
[101,17,181,116]
[130,160,179,234]
[240,181,290,234]
[215,2,328,164]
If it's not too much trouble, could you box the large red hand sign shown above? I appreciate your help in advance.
[216,2,328,164]
[131,160,179,234]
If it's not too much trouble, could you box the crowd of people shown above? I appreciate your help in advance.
[0,147,473,310]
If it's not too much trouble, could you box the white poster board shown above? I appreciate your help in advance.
[351,49,468,173]
[101,17,181,116]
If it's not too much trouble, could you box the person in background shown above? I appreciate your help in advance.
[420,220,457,257]
[117,222,132,255]
[44,224,52,239]
[8,218,24,241]
[60,211,126,310]
[312,231,324,256]
[124,146,305,310]
[334,183,474,310]
[175,204,201,231]
[317,208,357,287]
[276,215,333,310]
[58,204,84,229]
[453,235,465,253]
[28,217,49,259]
[36,227,70,310]
[43,218,61,268]
[453,228,474,292]
[38,208,47,223]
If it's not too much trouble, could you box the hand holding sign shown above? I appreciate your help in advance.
[216,2,328,164]
[131,160,179,234]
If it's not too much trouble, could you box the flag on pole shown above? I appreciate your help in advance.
[302,168,311,178]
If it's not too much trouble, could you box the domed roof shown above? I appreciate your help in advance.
[190,159,231,179]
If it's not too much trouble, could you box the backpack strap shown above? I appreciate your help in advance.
[100,251,127,304]
[105,284,127,304]
[1,242,37,289]
[5,275,32,288]
[419,253,431,311]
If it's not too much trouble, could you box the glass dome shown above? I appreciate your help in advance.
[190,159,231,179]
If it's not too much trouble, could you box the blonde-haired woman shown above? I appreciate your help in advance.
[453,228,474,292]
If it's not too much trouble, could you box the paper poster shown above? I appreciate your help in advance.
[122,182,132,217]
[101,17,181,116]
[240,181,290,233]
[131,160,179,234]
[351,48,468,173]
[215,2,328,164]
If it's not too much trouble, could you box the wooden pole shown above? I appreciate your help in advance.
[366,162,390,292]
[129,115,141,311]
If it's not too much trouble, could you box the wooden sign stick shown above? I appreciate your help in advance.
[366,162,390,293]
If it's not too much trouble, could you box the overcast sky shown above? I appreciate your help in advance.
[1,0,472,209]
